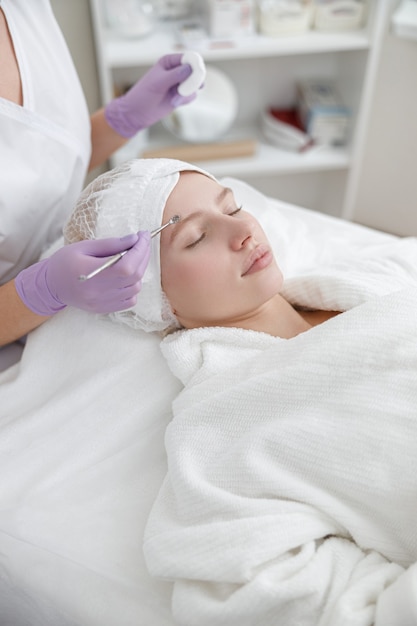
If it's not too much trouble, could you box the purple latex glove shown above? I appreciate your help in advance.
[104,53,198,138]
[15,232,151,316]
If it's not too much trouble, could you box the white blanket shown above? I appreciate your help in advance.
[0,176,413,626]
[144,240,417,626]
[0,308,181,626]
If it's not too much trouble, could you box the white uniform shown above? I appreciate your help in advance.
[0,0,91,283]
[0,0,91,370]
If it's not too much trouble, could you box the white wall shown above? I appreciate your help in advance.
[50,0,106,181]
[347,0,417,235]
[50,0,100,112]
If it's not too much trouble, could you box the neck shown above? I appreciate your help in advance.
[180,294,340,337]
[259,294,314,338]
[216,294,313,339]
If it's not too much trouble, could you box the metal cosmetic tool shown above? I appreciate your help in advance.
[78,214,180,281]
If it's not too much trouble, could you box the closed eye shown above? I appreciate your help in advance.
[186,232,206,248]
[186,206,242,248]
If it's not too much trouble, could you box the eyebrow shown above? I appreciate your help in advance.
[168,187,234,243]
[169,210,205,243]
[217,186,233,203]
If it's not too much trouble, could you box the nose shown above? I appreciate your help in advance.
[228,216,254,251]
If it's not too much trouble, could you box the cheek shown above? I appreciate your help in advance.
[161,255,207,303]
[177,261,211,288]
[161,251,221,308]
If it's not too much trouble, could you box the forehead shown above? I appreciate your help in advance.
[163,171,223,221]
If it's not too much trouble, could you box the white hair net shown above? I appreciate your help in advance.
[64,158,214,332]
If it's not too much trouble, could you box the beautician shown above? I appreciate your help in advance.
[0,0,201,371]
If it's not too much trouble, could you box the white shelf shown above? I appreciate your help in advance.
[187,143,350,178]
[103,26,372,68]
[90,0,384,216]
[112,127,350,178]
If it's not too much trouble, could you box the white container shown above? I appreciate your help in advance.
[257,0,313,36]
[103,0,155,38]
[154,0,193,20]
[206,0,255,39]
[313,0,367,32]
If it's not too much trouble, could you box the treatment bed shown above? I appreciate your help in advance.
[0,176,414,626]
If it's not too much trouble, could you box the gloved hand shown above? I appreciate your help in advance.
[104,53,198,138]
[14,232,151,316]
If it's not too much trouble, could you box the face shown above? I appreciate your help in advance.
[160,171,284,329]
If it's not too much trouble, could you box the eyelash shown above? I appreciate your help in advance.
[186,206,243,249]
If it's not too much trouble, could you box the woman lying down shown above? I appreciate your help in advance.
[66,158,417,626]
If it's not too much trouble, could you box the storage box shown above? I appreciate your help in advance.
[296,79,350,145]
[257,0,313,36]
[313,0,367,32]
[205,0,255,38]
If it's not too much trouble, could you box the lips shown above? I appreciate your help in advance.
[241,244,272,276]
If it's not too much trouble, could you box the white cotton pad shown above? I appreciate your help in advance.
[178,51,206,97]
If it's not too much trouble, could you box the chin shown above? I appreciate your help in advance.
[260,267,284,297]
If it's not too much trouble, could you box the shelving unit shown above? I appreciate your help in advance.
[103,28,372,66]
[89,0,387,217]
